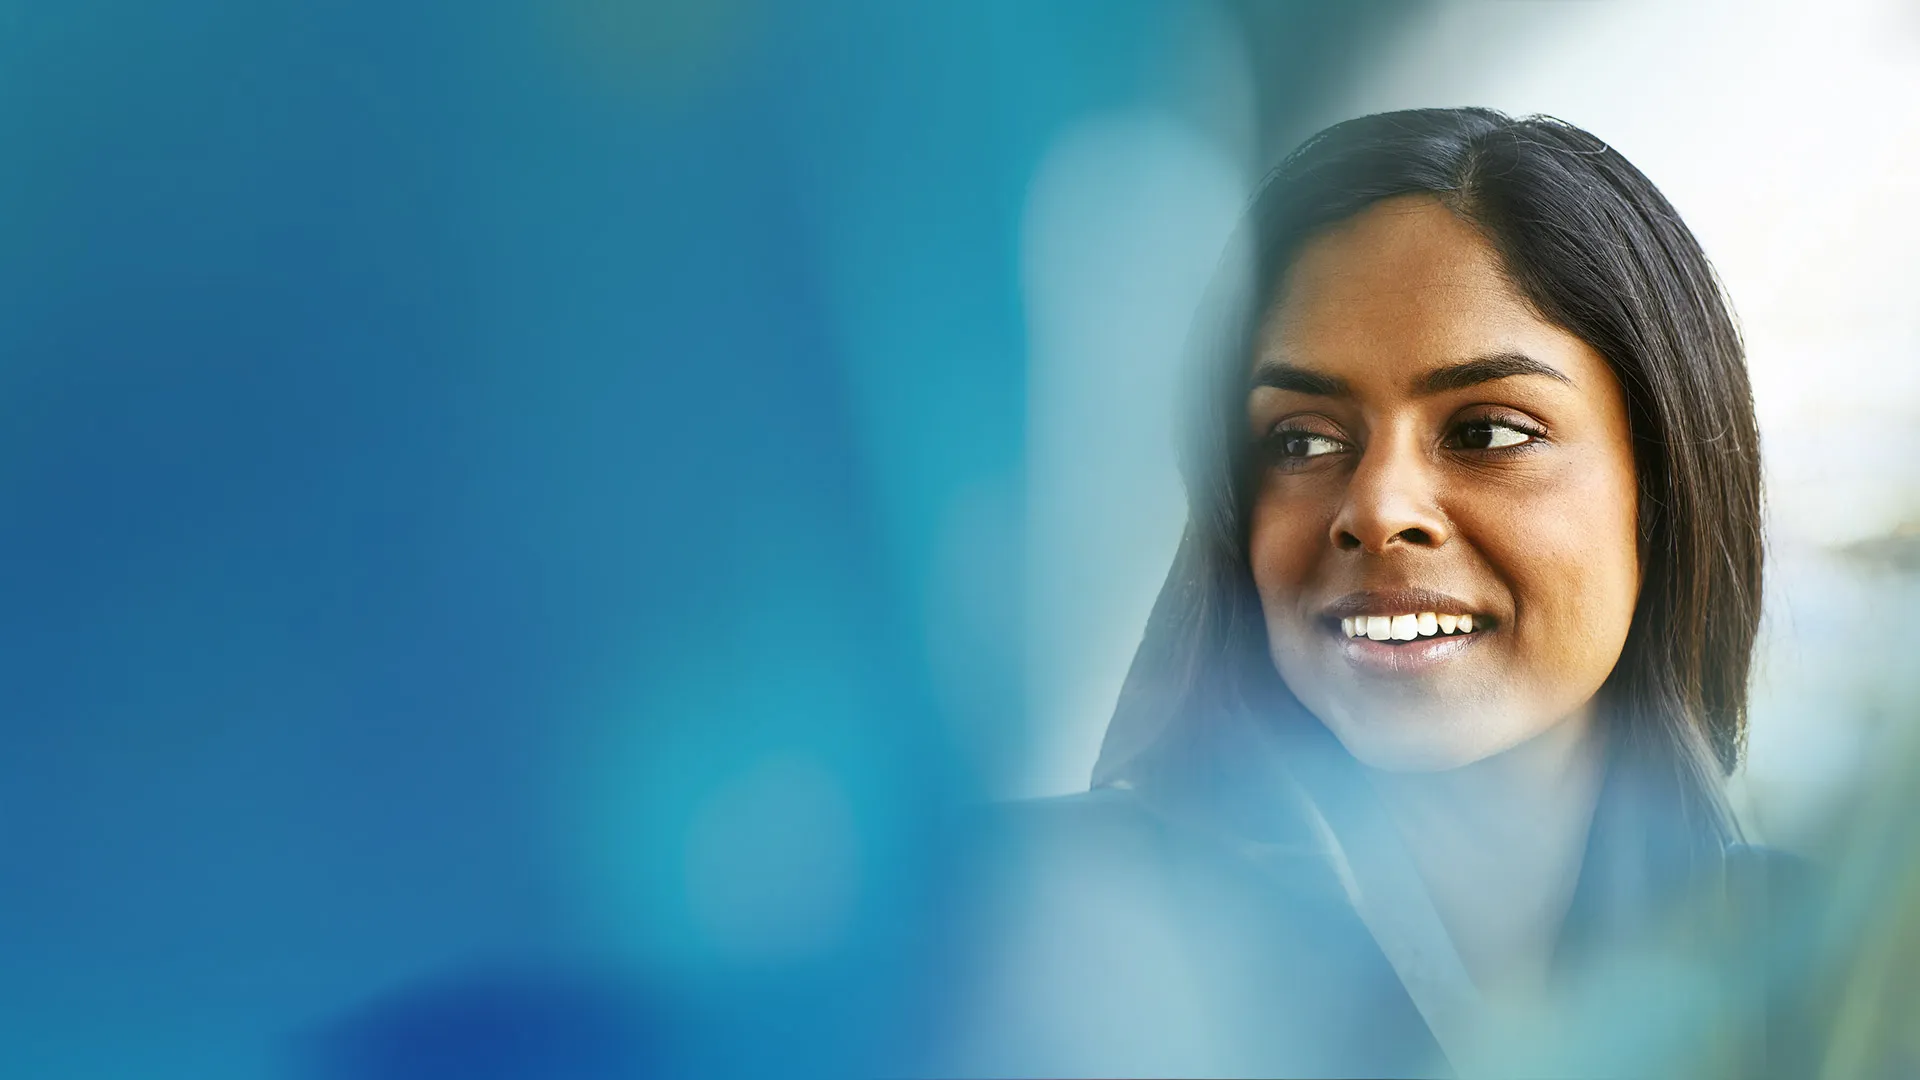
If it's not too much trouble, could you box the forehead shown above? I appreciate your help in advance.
[1258,195,1592,382]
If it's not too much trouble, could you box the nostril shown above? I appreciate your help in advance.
[1336,525,1436,552]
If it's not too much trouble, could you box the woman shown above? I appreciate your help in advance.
[935,108,1814,1079]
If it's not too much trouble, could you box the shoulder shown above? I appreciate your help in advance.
[1725,842,1826,917]
[983,783,1158,824]
[949,784,1361,973]
[964,784,1339,902]
[1720,842,1830,978]
[950,787,1184,924]
[1725,841,1817,880]
[925,787,1430,1077]
[971,786,1169,853]
[1718,844,1833,1075]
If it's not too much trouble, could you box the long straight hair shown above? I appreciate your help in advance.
[1093,108,1762,865]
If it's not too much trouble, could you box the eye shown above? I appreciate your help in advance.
[1449,418,1538,451]
[1265,426,1348,465]
[1282,432,1343,458]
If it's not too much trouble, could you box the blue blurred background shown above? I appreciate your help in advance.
[7,0,1920,1076]
[0,2,1406,1076]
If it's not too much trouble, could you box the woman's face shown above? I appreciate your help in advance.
[1246,195,1641,772]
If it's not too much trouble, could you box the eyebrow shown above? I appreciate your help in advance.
[1248,351,1574,397]
[1415,351,1575,394]
[1248,361,1350,396]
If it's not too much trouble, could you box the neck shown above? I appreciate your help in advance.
[1363,709,1610,997]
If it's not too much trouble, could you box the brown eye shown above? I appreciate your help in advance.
[1270,430,1344,461]
[1451,420,1534,450]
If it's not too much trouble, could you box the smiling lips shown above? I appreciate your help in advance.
[1330,609,1484,674]
[1340,612,1476,641]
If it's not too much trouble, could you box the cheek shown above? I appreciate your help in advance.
[1246,490,1329,612]
[1479,456,1641,677]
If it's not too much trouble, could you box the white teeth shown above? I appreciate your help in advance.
[1346,611,1478,640]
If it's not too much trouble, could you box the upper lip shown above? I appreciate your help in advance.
[1320,588,1482,620]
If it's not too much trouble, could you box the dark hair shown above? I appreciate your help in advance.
[1092,108,1762,858]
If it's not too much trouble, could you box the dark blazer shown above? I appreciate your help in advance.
[921,769,1824,1079]
[930,784,1444,1078]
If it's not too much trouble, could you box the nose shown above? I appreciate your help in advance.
[1329,430,1452,553]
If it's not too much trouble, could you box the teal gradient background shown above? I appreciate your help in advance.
[0,2,1409,1076]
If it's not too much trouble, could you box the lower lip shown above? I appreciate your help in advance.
[1330,624,1484,674]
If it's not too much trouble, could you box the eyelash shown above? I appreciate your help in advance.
[1262,417,1547,466]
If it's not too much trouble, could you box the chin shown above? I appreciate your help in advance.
[1315,707,1524,774]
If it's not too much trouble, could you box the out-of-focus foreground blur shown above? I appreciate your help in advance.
[2,1,1917,1077]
